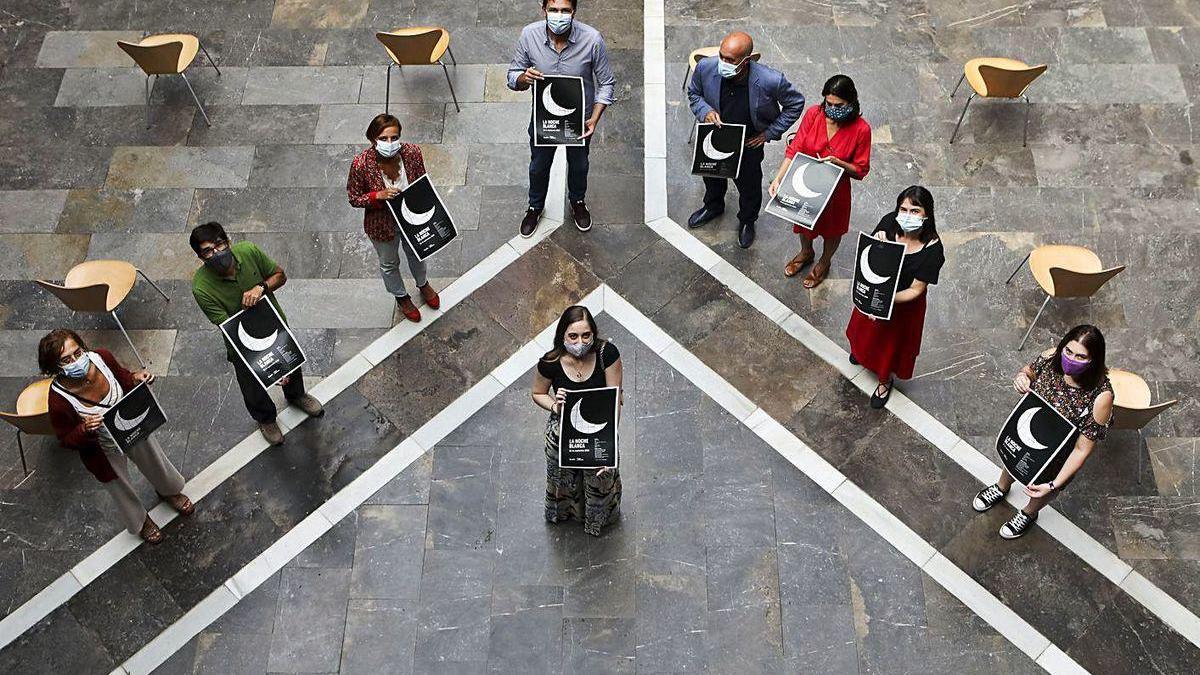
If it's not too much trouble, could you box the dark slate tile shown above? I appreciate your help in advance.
[349,504,426,599]
[208,571,280,634]
[549,221,660,281]
[633,557,708,673]
[922,576,1044,675]
[1069,589,1200,675]
[266,567,352,673]
[65,556,185,663]
[562,617,636,674]
[185,104,320,146]
[414,595,492,665]
[0,607,114,675]
[608,238,707,317]
[487,585,563,674]
[340,598,420,675]
[193,631,272,675]
[289,515,356,569]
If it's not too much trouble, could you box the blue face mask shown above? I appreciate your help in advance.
[61,353,90,379]
[717,58,744,79]
[546,11,573,35]
[824,103,853,121]
[897,212,925,232]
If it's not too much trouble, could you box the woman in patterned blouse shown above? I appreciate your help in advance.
[971,325,1115,539]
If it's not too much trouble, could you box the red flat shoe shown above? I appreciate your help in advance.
[419,283,440,310]
[397,296,422,322]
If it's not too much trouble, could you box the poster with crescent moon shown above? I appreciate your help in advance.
[102,381,167,452]
[557,386,620,469]
[384,174,458,262]
[533,75,586,146]
[996,391,1078,486]
[691,122,746,179]
[764,152,843,230]
[220,298,307,391]
[852,231,906,320]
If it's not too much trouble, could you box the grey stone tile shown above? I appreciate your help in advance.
[350,504,426,599]
[1037,64,1188,104]
[359,63,488,105]
[415,595,492,665]
[208,571,280,634]
[56,188,194,234]
[314,103,445,144]
[0,67,66,107]
[247,143,360,187]
[290,515,357,569]
[153,66,250,107]
[85,232,202,279]
[36,31,143,68]
[562,617,635,674]
[266,567,352,673]
[54,67,146,106]
[189,186,362,232]
[441,102,530,144]
[633,558,707,673]
[0,233,89,279]
[241,65,364,105]
[0,146,113,190]
[105,146,255,189]
[0,190,67,233]
[185,104,320,146]
[271,0,370,29]
[487,585,563,673]
[193,631,271,675]
[340,598,419,675]
[273,278,396,328]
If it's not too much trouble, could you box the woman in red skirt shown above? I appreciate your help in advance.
[846,185,945,408]
[769,74,872,289]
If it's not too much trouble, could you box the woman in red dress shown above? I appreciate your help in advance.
[769,74,872,289]
[846,186,945,408]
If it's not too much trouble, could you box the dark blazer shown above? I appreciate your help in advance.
[346,143,428,242]
[687,58,806,142]
[47,349,136,483]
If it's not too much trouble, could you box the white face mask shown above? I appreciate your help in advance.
[546,10,573,35]
[375,139,402,158]
[897,212,925,232]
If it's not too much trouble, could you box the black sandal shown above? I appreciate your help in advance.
[869,380,893,409]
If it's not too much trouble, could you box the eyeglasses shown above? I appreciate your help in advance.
[198,240,229,260]
[58,346,85,366]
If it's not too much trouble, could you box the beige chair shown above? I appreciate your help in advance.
[117,33,221,128]
[683,49,762,145]
[1005,244,1124,350]
[949,57,1047,146]
[1109,368,1178,484]
[376,28,459,113]
[0,379,53,478]
[36,261,171,368]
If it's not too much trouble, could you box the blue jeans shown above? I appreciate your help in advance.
[528,122,591,210]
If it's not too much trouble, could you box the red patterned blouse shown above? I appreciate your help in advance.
[346,143,428,242]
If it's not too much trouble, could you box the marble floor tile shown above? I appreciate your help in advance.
[241,65,364,105]
[105,146,255,189]
[266,567,352,672]
[36,31,143,68]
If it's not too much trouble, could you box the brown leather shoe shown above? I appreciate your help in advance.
[418,283,440,310]
[397,295,422,322]
[572,200,592,231]
[784,250,814,277]
[259,421,284,446]
[520,207,541,238]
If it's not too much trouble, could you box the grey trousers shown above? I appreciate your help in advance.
[371,232,428,299]
[101,435,186,534]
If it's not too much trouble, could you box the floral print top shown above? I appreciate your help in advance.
[1030,354,1113,442]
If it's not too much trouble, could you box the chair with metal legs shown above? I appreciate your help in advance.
[117,33,221,128]
[0,379,53,479]
[949,57,1046,147]
[1005,244,1124,350]
[376,28,459,113]
[36,261,171,368]
[1108,368,1177,485]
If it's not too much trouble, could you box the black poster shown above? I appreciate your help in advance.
[691,123,746,179]
[102,382,167,452]
[385,174,458,262]
[533,75,586,147]
[764,152,843,230]
[220,299,307,391]
[852,231,906,320]
[996,391,1078,486]
[558,386,619,469]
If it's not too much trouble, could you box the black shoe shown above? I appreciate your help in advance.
[972,484,1007,512]
[1000,509,1037,539]
[737,220,756,248]
[849,353,859,365]
[869,380,893,409]
[571,200,592,232]
[520,207,541,238]
[688,205,724,228]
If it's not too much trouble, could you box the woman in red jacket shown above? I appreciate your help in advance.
[347,113,441,323]
[41,329,193,544]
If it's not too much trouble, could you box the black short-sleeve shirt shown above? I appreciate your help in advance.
[872,214,946,291]
[536,341,621,392]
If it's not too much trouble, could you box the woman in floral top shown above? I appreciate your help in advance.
[971,325,1114,539]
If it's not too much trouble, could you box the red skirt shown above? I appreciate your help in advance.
[795,176,851,240]
[846,293,927,382]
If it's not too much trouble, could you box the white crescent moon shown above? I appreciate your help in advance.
[702,131,735,160]
[238,323,278,353]
[791,162,823,199]
[859,245,892,285]
[569,399,607,435]
[1016,407,1049,450]
[400,197,435,226]
[541,83,576,117]
[113,405,149,432]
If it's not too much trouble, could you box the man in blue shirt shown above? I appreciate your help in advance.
[507,0,616,237]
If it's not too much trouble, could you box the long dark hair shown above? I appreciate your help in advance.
[541,305,604,361]
[1051,324,1107,390]
[878,185,939,244]
[821,74,860,122]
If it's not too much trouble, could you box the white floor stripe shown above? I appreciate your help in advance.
[0,148,570,652]
[638,0,1200,651]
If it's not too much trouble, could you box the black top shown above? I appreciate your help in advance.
[537,341,621,392]
[719,76,756,133]
[871,214,946,291]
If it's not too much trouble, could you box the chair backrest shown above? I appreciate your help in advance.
[376,28,446,65]
[977,63,1047,98]
[692,48,762,67]
[1111,399,1177,431]
[35,279,111,313]
[1048,264,1124,298]
[0,379,54,436]
[117,39,184,75]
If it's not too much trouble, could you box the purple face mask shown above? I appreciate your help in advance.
[1061,352,1090,377]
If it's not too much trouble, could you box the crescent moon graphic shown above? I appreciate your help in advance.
[1016,407,1049,450]
[569,399,607,435]
[791,162,823,200]
[859,245,892,285]
[541,83,576,117]
[702,131,735,160]
[400,197,435,226]
[238,323,278,353]
[113,406,149,432]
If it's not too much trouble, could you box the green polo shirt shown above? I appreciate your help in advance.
[191,241,287,360]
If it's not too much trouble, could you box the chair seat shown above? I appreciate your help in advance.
[965,57,1031,97]
[138,33,200,73]
[64,260,138,312]
[15,379,51,417]
[380,27,449,65]
[1029,244,1101,296]
[1109,369,1152,409]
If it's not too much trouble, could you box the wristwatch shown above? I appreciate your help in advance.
[1047,480,1056,491]
[258,281,269,294]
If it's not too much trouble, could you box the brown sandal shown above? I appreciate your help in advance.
[784,250,815,277]
[161,493,195,516]
[140,517,164,544]
[803,260,830,289]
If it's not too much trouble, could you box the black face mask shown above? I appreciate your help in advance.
[204,249,235,273]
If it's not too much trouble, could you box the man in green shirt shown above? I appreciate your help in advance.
[190,222,324,445]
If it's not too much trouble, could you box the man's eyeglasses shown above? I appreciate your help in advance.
[199,240,230,260]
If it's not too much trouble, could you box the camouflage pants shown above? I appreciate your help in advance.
[544,413,621,536]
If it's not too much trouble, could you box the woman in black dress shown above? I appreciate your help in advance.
[531,305,623,536]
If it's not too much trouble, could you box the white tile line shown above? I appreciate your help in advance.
[639,0,1200,651]
[0,153,571,652]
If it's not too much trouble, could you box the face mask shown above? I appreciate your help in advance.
[546,11,573,35]
[717,58,744,79]
[61,353,90,379]
[375,139,401,158]
[204,248,235,273]
[897,213,925,232]
[1061,352,1090,377]
[564,341,592,358]
[824,103,853,121]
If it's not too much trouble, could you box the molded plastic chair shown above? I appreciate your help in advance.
[1005,244,1124,350]
[117,33,221,128]
[36,261,171,368]
[376,28,459,113]
[1108,368,1178,484]
[0,379,53,478]
[949,57,1047,146]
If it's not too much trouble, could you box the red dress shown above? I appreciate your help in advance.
[784,106,872,240]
